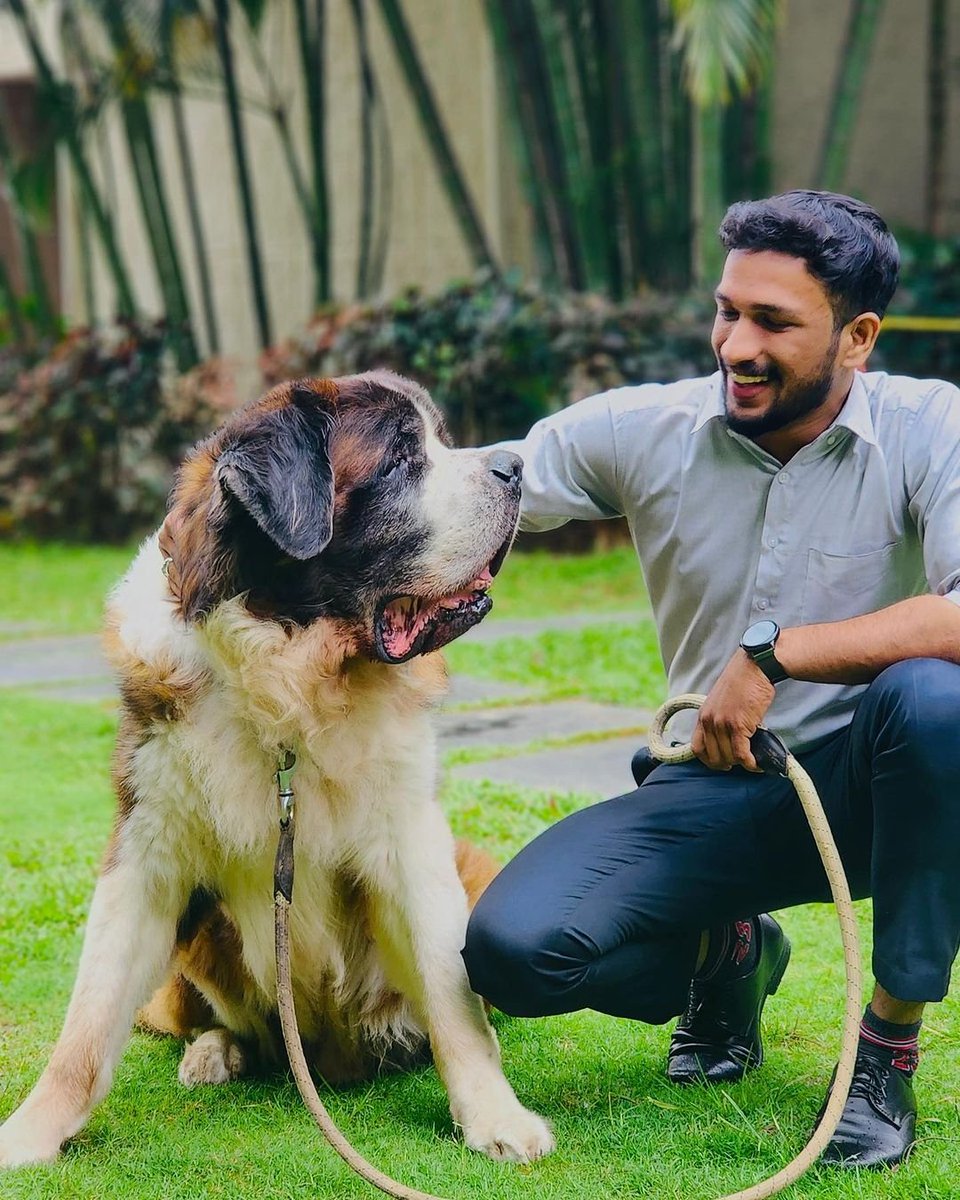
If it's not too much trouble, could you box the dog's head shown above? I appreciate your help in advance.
[165,371,521,662]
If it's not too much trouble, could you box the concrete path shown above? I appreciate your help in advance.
[1,617,651,799]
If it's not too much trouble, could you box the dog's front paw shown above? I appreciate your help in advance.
[0,1107,63,1168]
[460,1100,555,1164]
[178,1029,246,1087]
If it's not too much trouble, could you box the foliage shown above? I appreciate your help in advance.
[874,231,960,386]
[0,323,236,542]
[262,272,715,445]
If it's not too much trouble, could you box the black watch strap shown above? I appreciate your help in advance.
[740,620,789,685]
[749,644,789,684]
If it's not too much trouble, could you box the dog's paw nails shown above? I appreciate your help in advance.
[178,1029,246,1087]
[462,1105,555,1164]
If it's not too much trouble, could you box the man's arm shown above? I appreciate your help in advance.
[693,593,960,772]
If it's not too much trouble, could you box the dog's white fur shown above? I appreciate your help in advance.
[0,383,553,1169]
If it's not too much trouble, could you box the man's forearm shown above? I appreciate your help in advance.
[776,594,960,685]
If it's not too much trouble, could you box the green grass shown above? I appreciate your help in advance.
[485,545,648,620]
[0,542,646,641]
[1,693,959,1200]
[0,543,136,638]
[446,622,667,708]
[2,546,959,1198]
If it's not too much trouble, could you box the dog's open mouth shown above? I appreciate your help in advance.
[375,540,510,663]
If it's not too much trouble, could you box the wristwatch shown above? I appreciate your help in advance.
[740,619,789,684]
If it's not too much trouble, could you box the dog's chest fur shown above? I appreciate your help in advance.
[105,537,449,1036]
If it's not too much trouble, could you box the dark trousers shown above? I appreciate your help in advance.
[462,659,960,1024]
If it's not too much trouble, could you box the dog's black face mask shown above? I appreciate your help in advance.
[170,373,520,662]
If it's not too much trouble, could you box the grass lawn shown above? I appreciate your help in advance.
[1,545,958,1199]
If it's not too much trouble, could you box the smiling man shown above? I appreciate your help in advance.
[462,191,960,1169]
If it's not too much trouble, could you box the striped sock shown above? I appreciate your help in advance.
[860,1005,921,1075]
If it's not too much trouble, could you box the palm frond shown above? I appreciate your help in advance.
[671,0,779,107]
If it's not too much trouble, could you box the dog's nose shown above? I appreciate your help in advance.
[486,450,523,486]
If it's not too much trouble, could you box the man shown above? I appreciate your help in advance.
[462,190,960,1169]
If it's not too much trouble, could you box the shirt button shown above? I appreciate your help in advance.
[778,472,790,484]
[767,536,779,549]
[826,433,838,446]
[756,599,768,611]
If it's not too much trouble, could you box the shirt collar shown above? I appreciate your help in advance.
[691,370,878,446]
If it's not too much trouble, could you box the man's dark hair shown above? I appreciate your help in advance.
[719,190,900,324]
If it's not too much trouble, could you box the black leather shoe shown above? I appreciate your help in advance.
[667,913,790,1084]
[819,1042,917,1168]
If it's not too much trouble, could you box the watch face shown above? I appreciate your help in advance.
[742,619,779,651]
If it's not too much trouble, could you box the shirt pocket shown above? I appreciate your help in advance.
[799,543,899,625]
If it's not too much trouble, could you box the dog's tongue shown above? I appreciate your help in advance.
[380,572,495,660]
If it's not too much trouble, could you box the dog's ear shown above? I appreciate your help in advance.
[216,390,335,560]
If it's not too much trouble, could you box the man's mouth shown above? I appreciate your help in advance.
[728,370,775,402]
[374,540,510,663]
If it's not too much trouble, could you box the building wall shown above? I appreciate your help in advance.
[772,0,959,233]
[1,0,957,379]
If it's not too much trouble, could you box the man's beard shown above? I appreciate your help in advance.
[720,344,839,439]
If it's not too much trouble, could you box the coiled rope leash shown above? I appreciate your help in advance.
[645,696,863,1200]
[273,695,863,1200]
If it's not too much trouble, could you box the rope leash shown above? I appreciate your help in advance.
[273,694,863,1200]
[645,695,863,1200]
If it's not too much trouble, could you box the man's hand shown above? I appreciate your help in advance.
[692,650,776,772]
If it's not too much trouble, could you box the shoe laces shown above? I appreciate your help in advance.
[848,1055,889,1108]
[847,1049,908,1121]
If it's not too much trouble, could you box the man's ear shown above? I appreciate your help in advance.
[216,398,335,560]
[841,312,882,370]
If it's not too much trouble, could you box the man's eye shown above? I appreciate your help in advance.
[760,317,791,332]
[718,308,738,321]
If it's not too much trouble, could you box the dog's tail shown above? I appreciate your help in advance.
[454,839,500,909]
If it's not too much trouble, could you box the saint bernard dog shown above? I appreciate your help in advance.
[0,371,554,1168]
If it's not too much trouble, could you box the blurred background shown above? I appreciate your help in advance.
[0,0,957,542]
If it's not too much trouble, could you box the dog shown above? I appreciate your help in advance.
[0,370,554,1168]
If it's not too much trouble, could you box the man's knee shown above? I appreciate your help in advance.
[867,658,960,747]
[462,900,585,1018]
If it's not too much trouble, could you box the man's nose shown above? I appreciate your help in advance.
[485,449,523,488]
[721,319,763,367]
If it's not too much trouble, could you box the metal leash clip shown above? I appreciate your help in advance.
[276,748,297,827]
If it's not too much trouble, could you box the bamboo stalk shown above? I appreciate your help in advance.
[815,0,886,192]
[292,0,331,304]
[98,3,198,368]
[168,80,220,355]
[7,0,137,317]
[0,105,57,337]
[0,251,28,346]
[484,0,558,281]
[489,0,582,287]
[241,12,329,308]
[347,0,376,298]
[925,0,947,238]
[211,0,273,349]
[377,0,498,273]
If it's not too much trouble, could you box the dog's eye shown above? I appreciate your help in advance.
[382,447,409,478]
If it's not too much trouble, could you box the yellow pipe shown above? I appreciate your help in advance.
[882,315,960,332]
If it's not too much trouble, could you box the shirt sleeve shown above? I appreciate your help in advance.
[497,390,625,532]
[905,381,960,605]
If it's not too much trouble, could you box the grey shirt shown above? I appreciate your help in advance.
[504,370,960,752]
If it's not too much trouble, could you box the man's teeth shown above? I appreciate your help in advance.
[732,373,769,384]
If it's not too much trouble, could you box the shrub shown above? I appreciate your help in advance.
[0,323,236,542]
[872,231,960,386]
[262,273,716,445]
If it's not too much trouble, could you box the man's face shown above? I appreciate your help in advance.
[711,249,845,440]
